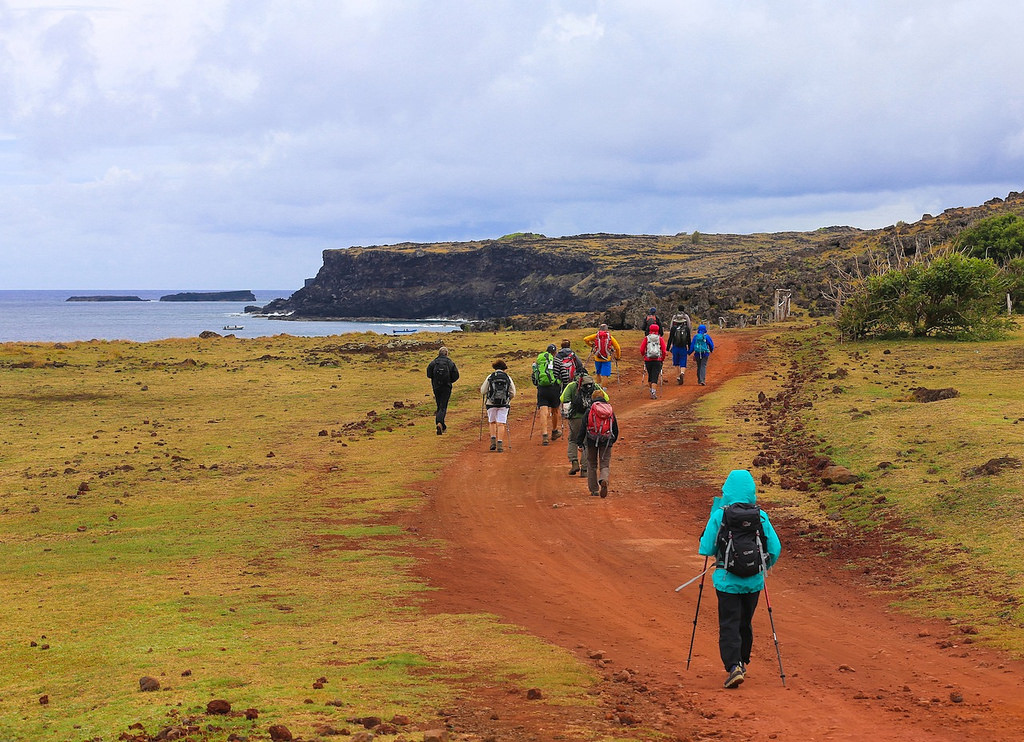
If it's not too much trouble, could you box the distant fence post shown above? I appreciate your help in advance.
[1009,292,1013,316]
[773,289,792,322]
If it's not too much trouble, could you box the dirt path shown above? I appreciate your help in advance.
[407,334,1024,741]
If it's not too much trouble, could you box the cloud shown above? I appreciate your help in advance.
[1,0,1023,288]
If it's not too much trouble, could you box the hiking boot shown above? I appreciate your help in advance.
[590,490,600,497]
[723,664,745,689]
[496,440,504,453]
[676,374,684,385]
[436,422,443,436]
[579,467,587,478]
[542,433,549,446]
[568,461,580,476]
[650,387,657,399]
[551,429,562,441]
[699,381,706,386]
[599,480,608,498]
[489,436,497,451]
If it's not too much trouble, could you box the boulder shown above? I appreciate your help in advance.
[911,387,959,403]
[822,465,858,485]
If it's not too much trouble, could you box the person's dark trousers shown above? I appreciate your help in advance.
[433,384,452,429]
[716,589,760,671]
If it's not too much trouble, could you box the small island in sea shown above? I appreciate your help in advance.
[159,290,256,302]
[66,295,146,302]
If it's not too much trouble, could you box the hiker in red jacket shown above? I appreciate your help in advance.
[572,388,620,498]
[639,324,667,399]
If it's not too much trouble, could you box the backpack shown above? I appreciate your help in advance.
[594,330,611,358]
[644,314,658,333]
[692,332,710,354]
[555,349,579,384]
[569,380,596,417]
[670,321,689,347]
[644,333,661,359]
[585,401,615,443]
[431,358,451,386]
[532,352,557,387]
[488,371,512,407]
[715,503,765,577]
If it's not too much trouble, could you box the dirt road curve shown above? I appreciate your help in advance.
[409,334,1024,741]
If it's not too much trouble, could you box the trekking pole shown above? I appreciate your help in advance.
[763,581,786,686]
[684,556,709,670]
[613,357,620,385]
[478,399,484,441]
[757,542,786,686]
[529,405,538,440]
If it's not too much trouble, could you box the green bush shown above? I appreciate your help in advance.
[1005,257,1024,312]
[954,213,1024,264]
[837,254,1011,339]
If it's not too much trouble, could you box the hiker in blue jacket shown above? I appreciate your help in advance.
[688,323,715,386]
[698,469,782,689]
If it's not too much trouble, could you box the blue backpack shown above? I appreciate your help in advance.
[693,332,710,354]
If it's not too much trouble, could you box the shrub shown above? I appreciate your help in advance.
[1005,257,1024,312]
[954,213,1024,264]
[836,254,1011,339]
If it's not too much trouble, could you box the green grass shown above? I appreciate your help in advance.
[0,332,600,741]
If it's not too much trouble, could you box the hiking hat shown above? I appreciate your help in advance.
[546,343,557,353]
[649,307,657,313]
[697,324,707,333]
[579,374,593,386]
[649,324,659,333]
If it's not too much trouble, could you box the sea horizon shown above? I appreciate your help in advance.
[0,289,463,343]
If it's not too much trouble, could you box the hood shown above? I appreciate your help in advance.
[714,469,757,510]
[697,324,707,333]
[649,324,659,333]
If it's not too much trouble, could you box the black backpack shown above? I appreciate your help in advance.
[569,380,595,417]
[432,358,451,386]
[488,371,512,406]
[715,503,766,577]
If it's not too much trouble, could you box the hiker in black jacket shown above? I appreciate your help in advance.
[426,346,459,435]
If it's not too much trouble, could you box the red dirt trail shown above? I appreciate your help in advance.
[408,334,1024,741]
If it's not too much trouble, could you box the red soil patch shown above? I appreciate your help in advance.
[406,334,1024,741]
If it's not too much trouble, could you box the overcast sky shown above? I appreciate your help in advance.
[1,1,1022,289]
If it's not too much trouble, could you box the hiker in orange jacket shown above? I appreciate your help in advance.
[583,324,621,388]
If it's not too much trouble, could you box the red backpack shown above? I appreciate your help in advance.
[594,330,611,358]
[586,401,615,443]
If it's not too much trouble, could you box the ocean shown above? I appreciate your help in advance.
[0,290,463,343]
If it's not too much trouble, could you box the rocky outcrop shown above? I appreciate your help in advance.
[160,291,256,302]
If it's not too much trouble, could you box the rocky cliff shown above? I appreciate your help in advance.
[257,191,1024,324]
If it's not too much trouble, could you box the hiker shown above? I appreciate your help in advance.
[573,388,619,497]
[533,343,563,445]
[666,307,692,385]
[642,307,664,336]
[639,323,667,399]
[559,374,609,477]
[426,346,460,435]
[697,469,782,689]
[480,360,516,453]
[582,323,621,387]
[688,323,715,386]
[554,339,585,390]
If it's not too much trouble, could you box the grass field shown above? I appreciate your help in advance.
[0,332,595,741]
[2,321,1022,740]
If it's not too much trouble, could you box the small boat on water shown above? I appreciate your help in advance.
[223,325,244,331]
[391,329,418,334]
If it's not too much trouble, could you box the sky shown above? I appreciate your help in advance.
[1,1,1023,290]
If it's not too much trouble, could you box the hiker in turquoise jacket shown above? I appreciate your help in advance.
[698,469,781,689]
[688,323,715,385]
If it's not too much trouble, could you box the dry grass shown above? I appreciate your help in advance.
[0,332,596,741]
